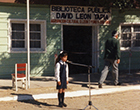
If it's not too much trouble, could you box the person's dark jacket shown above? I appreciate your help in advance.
[104,37,120,60]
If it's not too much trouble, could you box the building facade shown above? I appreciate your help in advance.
[0,1,140,78]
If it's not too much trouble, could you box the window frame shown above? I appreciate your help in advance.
[8,19,46,53]
[119,23,140,51]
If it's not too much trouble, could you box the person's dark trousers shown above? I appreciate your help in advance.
[99,59,119,85]
[62,92,67,107]
[58,93,63,107]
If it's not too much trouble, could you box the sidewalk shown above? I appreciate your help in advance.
[0,72,139,101]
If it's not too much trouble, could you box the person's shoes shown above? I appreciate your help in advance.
[63,103,67,107]
[58,102,63,107]
[114,82,121,86]
[98,84,102,88]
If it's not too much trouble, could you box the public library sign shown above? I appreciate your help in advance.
[50,5,111,25]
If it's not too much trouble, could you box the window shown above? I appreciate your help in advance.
[12,23,25,48]
[9,19,46,52]
[30,24,41,48]
[120,24,140,51]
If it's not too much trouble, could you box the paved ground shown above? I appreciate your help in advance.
[0,72,139,100]
[0,90,140,110]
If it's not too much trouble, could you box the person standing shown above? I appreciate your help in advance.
[98,31,121,88]
[55,52,69,107]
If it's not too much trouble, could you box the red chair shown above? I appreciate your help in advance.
[11,63,27,91]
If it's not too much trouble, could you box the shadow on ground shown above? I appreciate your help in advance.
[69,70,140,87]
[11,93,83,110]
[30,77,55,82]
[11,93,58,107]
[0,86,12,89]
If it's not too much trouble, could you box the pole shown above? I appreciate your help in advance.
[127,49,132,75]
[66,60,98,110]
[83,67,98,110]
[88,67,91,109]
[27,0,30,88]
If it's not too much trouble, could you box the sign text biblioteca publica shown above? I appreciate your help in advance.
[50,5,111,25]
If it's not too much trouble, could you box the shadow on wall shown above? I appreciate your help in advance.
[30,26,61,76]
[0,3,63,78]
[0,32,61,78]
[0,22,61,78]
[0,5,140,78]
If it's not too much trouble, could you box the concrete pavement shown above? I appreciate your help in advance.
[0,73,139,101]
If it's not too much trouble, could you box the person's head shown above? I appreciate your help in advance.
[112,30,118,39]
[60,52,68,62]
[55,52,68,65]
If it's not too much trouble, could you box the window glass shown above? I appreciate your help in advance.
[10,20,46,52]
[134,26,140,32]
[30,41,41,48]
[121,33,131,40]
[30,24,40,31]
[121,24,140,50]
[12,41,24,48]
[12,23,24,31]
[12,23,25,48]
[12,32,25,39]
[121,26,131,33]
[133,33,140,47]
[11,23,41,49]
[121,41,131,47]
[30,33,41,39]
[30,24,41,48]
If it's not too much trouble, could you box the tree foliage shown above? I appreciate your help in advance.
[112,0,140,9]
[14,0,140,10]
[90,0,140,10]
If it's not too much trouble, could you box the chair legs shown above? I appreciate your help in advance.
[12,78,15,88]
[22,79,27,89]
[16,78,18,91]
[12,63,28,91]
[22,79,25,88]
[12,78,27,91]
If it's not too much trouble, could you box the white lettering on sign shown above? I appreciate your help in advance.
[50,5,111,25]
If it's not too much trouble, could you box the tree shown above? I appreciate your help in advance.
[14,0,140,10]
[112,0,140,9]
[89,0,140,10]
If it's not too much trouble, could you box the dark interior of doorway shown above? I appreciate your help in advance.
[63,25,92,74]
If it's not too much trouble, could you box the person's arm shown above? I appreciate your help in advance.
[66,63,69,84]
[116,40,121,64]
[103,40,107,59]
[117,59,120,64]
[55,63,60,82]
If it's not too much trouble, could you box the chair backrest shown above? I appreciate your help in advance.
[16,63,27,71]
[15,63,27,77]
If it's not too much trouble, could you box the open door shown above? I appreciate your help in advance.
[63,25,92,74]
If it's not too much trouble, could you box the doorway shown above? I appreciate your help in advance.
[63,25,92,74]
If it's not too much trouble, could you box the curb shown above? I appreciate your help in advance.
[0,85,140,102]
